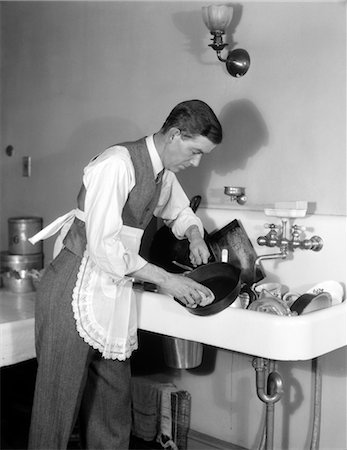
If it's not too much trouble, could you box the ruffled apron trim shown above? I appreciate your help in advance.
[29,208,142,360]
[72,250,138,360]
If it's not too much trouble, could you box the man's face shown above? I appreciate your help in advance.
[163,131,216,173]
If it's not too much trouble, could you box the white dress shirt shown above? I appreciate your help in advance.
[83,134,204,278]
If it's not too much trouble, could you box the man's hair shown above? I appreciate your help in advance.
[160,99,222,145]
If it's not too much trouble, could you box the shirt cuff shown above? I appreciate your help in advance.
[170,208,204,240]
[124,253,148,275]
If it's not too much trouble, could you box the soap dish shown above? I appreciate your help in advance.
[264,201,307,218]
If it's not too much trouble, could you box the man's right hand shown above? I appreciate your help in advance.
[158,273,214,308]
[129,262,214,308]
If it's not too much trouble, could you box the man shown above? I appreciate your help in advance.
[28,99,222,449]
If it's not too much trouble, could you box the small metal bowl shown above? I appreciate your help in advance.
[2,272,35,294]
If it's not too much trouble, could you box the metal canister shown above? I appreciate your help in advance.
[0,251,43,272]
[8,217,43,255]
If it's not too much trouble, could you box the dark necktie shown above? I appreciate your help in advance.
[155,169,165,184]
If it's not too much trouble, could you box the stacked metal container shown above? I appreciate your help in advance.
[0,217,43,293]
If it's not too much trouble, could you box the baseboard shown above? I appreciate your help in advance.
[187,429,247,450]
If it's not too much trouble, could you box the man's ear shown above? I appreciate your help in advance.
[168,127,181,141]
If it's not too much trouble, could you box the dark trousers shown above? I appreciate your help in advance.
[28,248,131,450]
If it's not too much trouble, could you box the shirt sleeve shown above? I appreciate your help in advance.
[83,146,147,279]
[154,170,204,239]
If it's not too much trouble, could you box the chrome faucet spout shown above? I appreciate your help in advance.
[255,251,287,266]
[253,248,287,281]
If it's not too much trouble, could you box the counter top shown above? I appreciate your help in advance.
[0,289,36,367]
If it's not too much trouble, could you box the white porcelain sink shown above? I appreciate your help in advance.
[135,291,347,361]
[1,287,345,363]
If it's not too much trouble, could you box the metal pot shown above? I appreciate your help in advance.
[8,216,43,255]
[175,262,255,316]
[162,336,203,369]
[1,271,35,293]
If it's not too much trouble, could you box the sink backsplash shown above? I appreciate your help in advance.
[197,207,346,294]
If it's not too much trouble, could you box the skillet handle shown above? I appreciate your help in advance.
[190,195,202,213]
[240,284,257,303]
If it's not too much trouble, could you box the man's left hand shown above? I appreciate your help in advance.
[185,225,210,266]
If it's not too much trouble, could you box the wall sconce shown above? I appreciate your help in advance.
[202,4,250,77]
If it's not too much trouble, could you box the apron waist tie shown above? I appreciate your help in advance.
[29,208,85,244]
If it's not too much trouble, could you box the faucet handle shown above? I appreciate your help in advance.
[257,223,280,247]
[257,236,267,246]
[264,223,280,230]
[291,224,306,233]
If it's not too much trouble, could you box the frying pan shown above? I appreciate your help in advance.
[149,195,213,273]
[150,201,264,284]
[175,262,255,316]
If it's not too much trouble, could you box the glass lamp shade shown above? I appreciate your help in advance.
[202,4,233,33]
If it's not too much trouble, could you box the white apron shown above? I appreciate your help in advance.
[29,210,143,360]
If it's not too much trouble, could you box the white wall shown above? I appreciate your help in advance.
[1,2,346,449]
[171,208,346,449]
[1,1,346,252]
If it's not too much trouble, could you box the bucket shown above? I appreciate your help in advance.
[162,336,203,369]
[8,217,43,255]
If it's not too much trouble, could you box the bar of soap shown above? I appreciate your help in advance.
[197,288,215,307]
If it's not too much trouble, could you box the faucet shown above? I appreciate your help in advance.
[287,224,323,251]
[257,224,280,247]
[254,218,323,284]
[257,220,323,253]
[290,224,302,250]
[256,220,289,271]
[253,245,288,284]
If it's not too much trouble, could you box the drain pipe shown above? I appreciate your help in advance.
[310,357,322,450]
[253,358,284,450]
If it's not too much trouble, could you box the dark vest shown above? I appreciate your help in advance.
[63,138,163,257]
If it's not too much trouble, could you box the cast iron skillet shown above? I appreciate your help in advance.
[174,262,255,316]
[149,195,212,273]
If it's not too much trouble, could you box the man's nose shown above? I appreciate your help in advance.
[190,154,202,167]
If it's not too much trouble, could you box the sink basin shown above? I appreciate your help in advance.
[135,291,346,361]
[1,287,345,363]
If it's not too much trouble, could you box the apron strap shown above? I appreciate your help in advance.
[28,209,85,244]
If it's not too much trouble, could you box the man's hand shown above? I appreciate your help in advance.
[158,273,213,308]
[130,262,214,308]
[185,225,210,267]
